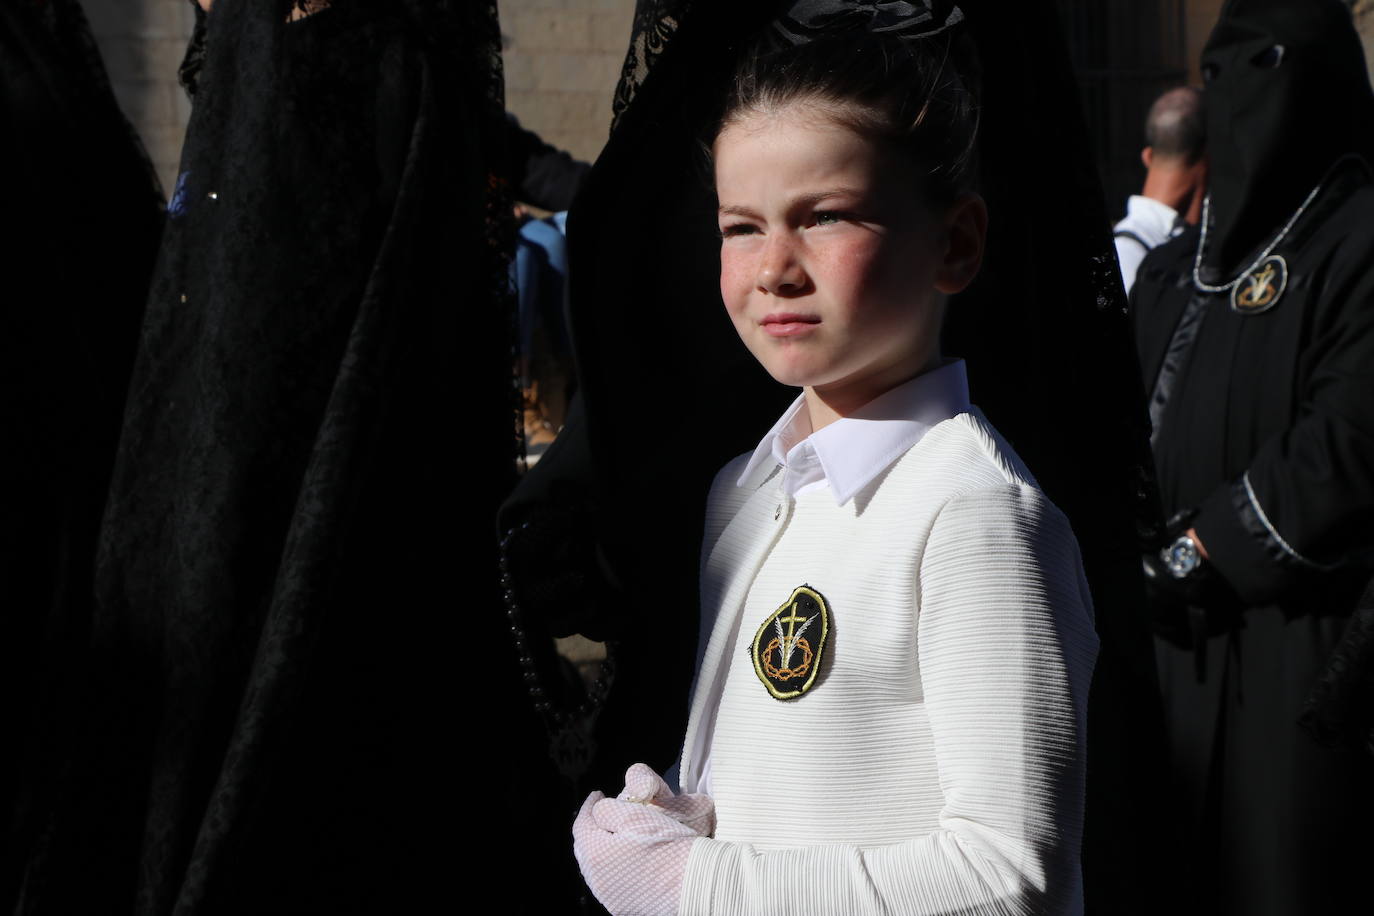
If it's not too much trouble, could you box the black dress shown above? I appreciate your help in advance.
[11,2,555,913]
[1133,165,1374,916]
[1,0,163,905]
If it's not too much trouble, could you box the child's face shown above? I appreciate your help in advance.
[715,104,972,409]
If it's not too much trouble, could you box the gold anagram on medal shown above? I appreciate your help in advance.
[1236,262,1278,308]
[762,602,815,681]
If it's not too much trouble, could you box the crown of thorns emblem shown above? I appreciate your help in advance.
[751,585,831,700]
[761,615,815,681]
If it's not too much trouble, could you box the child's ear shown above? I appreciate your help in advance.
[934,193,987,295]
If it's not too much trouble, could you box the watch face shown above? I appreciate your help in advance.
[1163,536,1200,578]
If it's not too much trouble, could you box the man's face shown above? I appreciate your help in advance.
[714,104,948,407]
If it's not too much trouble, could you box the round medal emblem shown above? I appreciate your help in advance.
[1230,255,1288,314]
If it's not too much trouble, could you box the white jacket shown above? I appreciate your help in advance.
[677,409,1099,916]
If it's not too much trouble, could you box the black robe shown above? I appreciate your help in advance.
[1131,3,1374,911]
[1132,158,1374,916]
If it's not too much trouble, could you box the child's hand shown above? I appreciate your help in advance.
[572,790,698,916]
[572,764,717,916]
[616,762,716,837]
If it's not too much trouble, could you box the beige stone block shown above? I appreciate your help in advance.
[501,0,573,12]
[99,36,189,83]
[507,102,562,140]
[503,88,543,123]
[589,11,631,52]
[171,80,194,129]
[1356,1,1374,88]
[508,94,607,154]
[581,0,635,13]
[180,0,204,35]
[507,11,592,50]
[141,121,190,191]
[111,80,176,129]
[171,83,193,129]
[531,51,624,93]
[549,92,606,131]
[127,0,197,39]
[503,50,539,92]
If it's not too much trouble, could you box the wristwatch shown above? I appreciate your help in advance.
[1161,532,1202,579]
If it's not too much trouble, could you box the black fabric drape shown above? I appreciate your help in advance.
[1,0,163,906]
[11,1,552,912]
[502,2,1164,912]
[948,10,1166,910]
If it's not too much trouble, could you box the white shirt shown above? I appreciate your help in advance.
[698,360,970,794]
[677,394,1097,913]
[738,359,973,505]
[1113,194,1182,295]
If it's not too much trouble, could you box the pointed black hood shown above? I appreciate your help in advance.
[1198,0,1374,283]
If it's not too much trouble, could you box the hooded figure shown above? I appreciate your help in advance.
[1132,0,1374,911]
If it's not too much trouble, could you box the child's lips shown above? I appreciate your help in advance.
[761,313,820,338]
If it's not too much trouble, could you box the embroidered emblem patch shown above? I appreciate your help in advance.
[751,585,830,700]
[1230,255,1287,314]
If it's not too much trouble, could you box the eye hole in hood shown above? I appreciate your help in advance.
[1250,44,1284,68]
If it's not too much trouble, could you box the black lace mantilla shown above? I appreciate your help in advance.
[13,2,525,912]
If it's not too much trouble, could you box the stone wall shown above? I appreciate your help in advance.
[82,2,1374,208]
[1355,0,1374,83]
[86,0,196,193]
[498,0,635,165]
[86,1,636,193]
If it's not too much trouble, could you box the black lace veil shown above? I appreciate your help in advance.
[11,1,537,912]
[1,0,163,906]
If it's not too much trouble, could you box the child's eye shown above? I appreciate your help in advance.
[813,211,846,226]
[719,223,758,239]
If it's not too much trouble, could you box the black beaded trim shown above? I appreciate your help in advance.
[498,524,617,743]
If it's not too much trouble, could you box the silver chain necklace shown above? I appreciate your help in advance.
[1191,177,1325,293]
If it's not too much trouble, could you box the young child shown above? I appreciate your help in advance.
[574,21,1098,916]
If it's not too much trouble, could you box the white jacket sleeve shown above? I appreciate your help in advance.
[677,485,1099,916]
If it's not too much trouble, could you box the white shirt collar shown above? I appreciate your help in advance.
[1122,195,1182,244]
[738,360,972,506]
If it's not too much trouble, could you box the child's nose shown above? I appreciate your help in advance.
[756,236,807,294]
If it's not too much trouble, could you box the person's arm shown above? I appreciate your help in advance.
[1114,232,1149,295]
[1188,238,1374,605]
[678,484,1099,915]
[504,114,592,213]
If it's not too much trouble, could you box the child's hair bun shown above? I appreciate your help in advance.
[717,4,981,207]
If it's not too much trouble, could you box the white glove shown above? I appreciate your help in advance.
[573,764,716,916]
[616,763,716,837]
